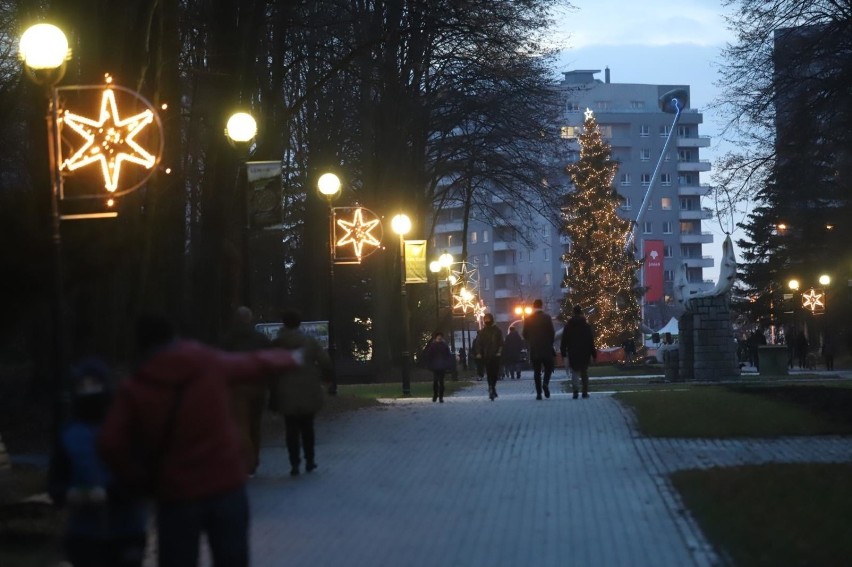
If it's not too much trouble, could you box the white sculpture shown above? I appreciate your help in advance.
[675,234,738,309]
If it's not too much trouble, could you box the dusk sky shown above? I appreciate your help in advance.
[553,0,740,280]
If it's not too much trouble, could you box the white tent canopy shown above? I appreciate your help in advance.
[656,317,679,336]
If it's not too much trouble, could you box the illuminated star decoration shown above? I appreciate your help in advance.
[453,287,478,314]
[62,88,156,192]
[802,288,825,312]
[584,107,594,120]
[336,207,381,261]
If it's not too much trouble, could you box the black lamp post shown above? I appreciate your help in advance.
[318,173,342,394]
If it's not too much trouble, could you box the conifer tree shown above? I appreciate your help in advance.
[561,109,641,347]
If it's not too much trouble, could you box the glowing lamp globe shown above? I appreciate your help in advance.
[391,214,411,236]
[225,112,257,143]
[19,24,68,85]
[429,261,441,273]
[439,252,453,268]
[317,173,341,198]
[787,279,799,291]
[819,274,831,286]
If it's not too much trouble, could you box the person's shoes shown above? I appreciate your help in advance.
[439,397,444,403]
[306,462,317,473]
[432,396,437,402]
[536,394,542,400]
[290,466,300,477]
[543,386,550,399]
[573,390,579,400]
[582,392,589,399]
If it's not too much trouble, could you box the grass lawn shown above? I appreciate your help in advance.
[673,463,852,567]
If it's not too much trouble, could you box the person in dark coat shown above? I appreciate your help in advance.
[272,309,332,476]
[422,331,454,402]
[502,326,525,379]
[822,333,836,371]
[221,306,271,475]
[560,305,597,399]
[522,299,556,400]
[474,313,503,401]
[795,330,809,369]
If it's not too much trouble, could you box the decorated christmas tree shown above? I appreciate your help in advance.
[561,109,641,347]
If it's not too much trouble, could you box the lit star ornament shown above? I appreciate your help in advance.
[62,88,156,192]
[335,207,381,261]
[584,107,595,120]
[801,288,825,313]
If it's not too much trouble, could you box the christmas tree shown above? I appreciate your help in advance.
[561,109,641,347]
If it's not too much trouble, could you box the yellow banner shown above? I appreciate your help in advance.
[404,240,428,283]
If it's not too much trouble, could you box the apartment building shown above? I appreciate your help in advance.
[431,68,715,331]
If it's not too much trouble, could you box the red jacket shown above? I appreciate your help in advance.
[98,340,297,502]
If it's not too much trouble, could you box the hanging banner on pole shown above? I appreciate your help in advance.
[404,240,428,283]
[644,239,665,302]
[246,161,282,228]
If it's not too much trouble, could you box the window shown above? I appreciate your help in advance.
[519,274,526,285]
[660,173,672,186]
[598,125,612,138]
[640,148,651,161]
[470,231,478,244]
[662,221,673,234]
[639,124,650,137]
[622,196,632,210]
[630,100,645,109]
[518,250,524,262]
[664,245,673,258]
[543,248,550,261]
[482,230,489,243]
[544,272,552,286]
[677,125,691,137]
[680,198,693,210]
[595,100,611,110]
[661,197,672,210]
[641,173,651,186]
[680,221,694,234]
[660,125,671,137]
[567,101,581,112]
[678,149,693,162]
[483,253,490,266]
[619,173,631,186]
[664,270,674,282]
[484,278,491,291]
[643,221,652,234]
[678,173,695,185]
[560,125,581,139]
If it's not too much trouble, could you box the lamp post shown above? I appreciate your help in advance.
[392,213,412,396]
[20,23,70,437]
[318,172,341,394]
[429,260,442,327]
[224,112,257,307]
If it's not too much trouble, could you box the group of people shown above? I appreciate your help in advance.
[421,299,598,402]
[49,307,330,567]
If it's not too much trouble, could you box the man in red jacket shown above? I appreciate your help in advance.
[98,314,302,567]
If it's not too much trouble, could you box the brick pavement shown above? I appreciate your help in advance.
[141,374,852,567]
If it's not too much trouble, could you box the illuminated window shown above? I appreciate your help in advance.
[661,197,672,210]
[560,125,581,139]
[470,231,478,244]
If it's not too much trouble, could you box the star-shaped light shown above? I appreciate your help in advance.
[802,288,825,312]
[336,207,381,260]
[62,88,156,192]
[584,107,594,120]
[453,287,478,314]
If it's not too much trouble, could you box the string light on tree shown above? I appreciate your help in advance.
[560,108,641,346]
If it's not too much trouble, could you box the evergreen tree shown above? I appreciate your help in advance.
[560,109,641,347]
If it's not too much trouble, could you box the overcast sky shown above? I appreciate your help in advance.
[551,0,739,280]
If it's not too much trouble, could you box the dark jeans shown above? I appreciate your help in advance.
[532,357,554,395]
[570,366,590,395]
[485,358,501,393]
[431,370,445,400]
[157,485,249,567]
[284,414,316,467]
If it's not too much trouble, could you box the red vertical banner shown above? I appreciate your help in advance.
[644,240,665,302]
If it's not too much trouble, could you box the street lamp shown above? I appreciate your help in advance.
[20,23,70,438]
[391,213,412,396]
[225,111,257,306]
[318,172,341,394]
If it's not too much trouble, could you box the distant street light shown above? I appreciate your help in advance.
[318,172,342,395]
[392,213,412,396]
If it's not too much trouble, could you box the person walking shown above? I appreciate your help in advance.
[271,309,332,476]
[560,305,597,399]
[474,313,503,401]
[795,330,809,369]
[98,314,302,567]
[502,326,525,380]
[821,332,835,370]
[221,306,271,476]
[422,331,454,402]
[522,299,555,400]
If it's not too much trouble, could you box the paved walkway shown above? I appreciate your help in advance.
[232,375,852,567]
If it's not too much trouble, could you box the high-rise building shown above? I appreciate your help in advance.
[431,68,715,333]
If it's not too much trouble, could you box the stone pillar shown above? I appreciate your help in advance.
[678,312,694,381]
[688,295,740,381]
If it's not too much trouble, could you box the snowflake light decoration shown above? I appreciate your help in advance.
[802,288,825,313]
[334,206,382,262]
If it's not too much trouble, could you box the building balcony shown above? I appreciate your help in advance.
[677,160,712,172]
[680,232,714,244]
[494,288,517,299]
[493,241,518,251]
[679,207,713,220]
[434,220,464,233]
[677,135,711,148]
[683,256,715,269]
[493,264,517,275]
[678,184,712,197]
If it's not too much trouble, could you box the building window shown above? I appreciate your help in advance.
[519,274,526,285]
[680,222,694,234]
[518,250,524,262]
[643,221,652,234]
[664,245,673,258]
[484,278,491,291]
[677,125,691,137]
[678,173,695,185]
[595,100,611,110]
[664,270,674,282]
[640,148,650,161]
[622,196,632,210]
[470,231,478,244]
[560,125,581,139]
[662,221,673,234]
[483,230,489,243]
[641,173,651,186]
[660,125,671,137]
[620,173,631,186]
[661,173,672,186]
[680,198,693,210]
[599,125,612,138]
[567,101,581,112]
[630,100,645,109]
[661,197,672,210]
[678,149,693,162]
[483,253,490,266]
[544,248,550,261]
[544,272,552,286]
[639,124,650,137]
